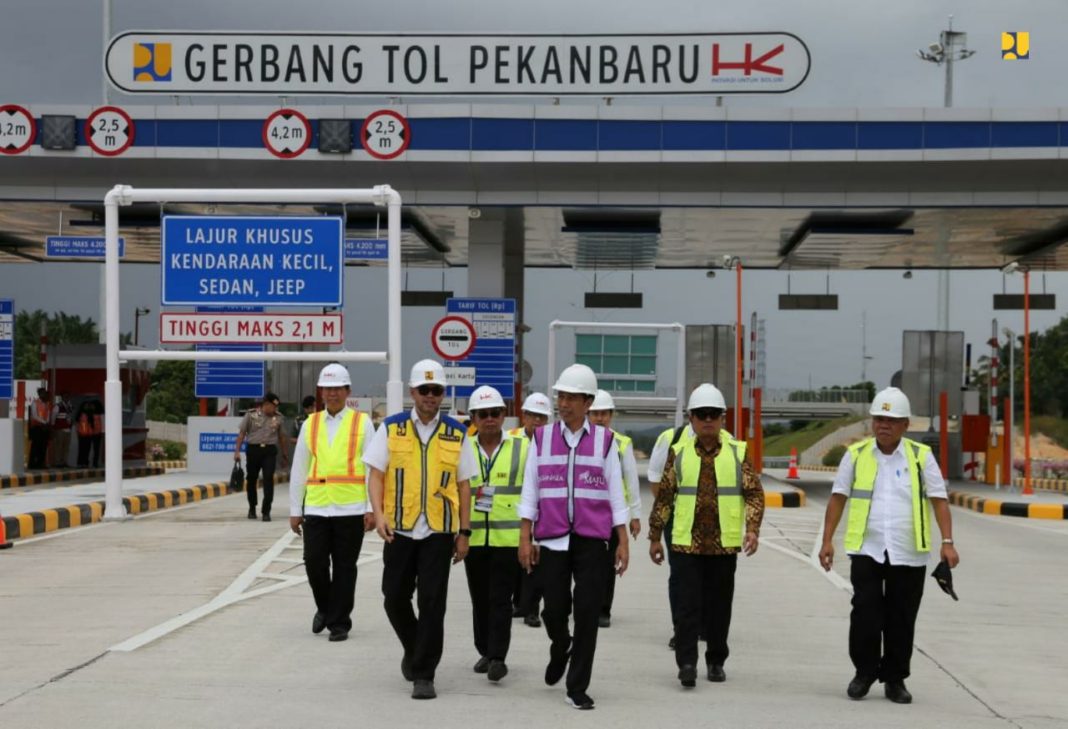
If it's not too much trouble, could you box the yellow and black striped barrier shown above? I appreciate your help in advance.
[766,488,806,508]
[948,490,1068,520]
[0,465,166,490]
[1013,477,1068,494]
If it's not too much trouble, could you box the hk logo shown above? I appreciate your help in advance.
[1002,32,1029,60]
[712,43,784,76]
[134,42,172,82]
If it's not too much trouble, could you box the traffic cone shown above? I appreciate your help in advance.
[0,513,12,550]
[786,447,800,479]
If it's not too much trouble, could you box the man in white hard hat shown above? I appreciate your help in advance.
[819,387,959,705]
[588,389,642,629]
[510,392,552,438]
[365,358,477,700]
[649,383,764,689]
[288,364,375,643]
[518,363,630,711]
[463,385,530,683]
[510,391,553,627]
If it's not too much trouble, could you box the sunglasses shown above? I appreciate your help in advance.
[417,385,445,397]
[474,408,504,419]
[690,408,724,421]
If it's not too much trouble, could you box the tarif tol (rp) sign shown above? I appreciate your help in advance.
[105,32,810,96]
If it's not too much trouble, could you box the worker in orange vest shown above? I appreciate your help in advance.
[28,388,53,469]
[76,402,95,468]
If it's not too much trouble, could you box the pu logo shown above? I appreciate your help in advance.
[133,42,172,82]
[424,370,435,381]
[881,403,892,412]
[712,43,784,76]
[1002,32,1030,60]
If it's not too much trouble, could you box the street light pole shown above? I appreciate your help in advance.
[134,307,150,347]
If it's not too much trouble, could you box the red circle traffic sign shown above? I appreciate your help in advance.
[431,316,476,361]
[85,106,135,156]
[0,104,36,155]
[262,108,312,159]
[360,109,410,160]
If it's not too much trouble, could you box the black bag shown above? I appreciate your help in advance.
[229,461,245,492]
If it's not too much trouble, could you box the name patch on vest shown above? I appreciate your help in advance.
[438,433,462,443]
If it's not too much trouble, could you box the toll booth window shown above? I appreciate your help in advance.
[575,334,657,393]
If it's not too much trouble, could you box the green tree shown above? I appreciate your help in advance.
[14,309,99,378]
[146,360,199,424]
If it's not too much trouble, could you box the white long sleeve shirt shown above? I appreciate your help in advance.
[647,424,695,483]
[831,441,947,567]
[620,440,642,520]
[289,408,374,518]
[518,419,629,552]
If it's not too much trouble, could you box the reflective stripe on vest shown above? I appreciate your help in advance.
[469,434,528,548]
[303,409,368,508]
[671,431,746,549]
[382,413,465,533]
[844,437,931,553]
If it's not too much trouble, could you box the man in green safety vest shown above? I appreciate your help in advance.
[819,386,959,705]
[463,385,529,683]
[648,383,764,689]
[588,389,642,628]
[288,363,375,643]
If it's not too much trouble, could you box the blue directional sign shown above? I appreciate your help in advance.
[45,236,126,259]
[195,343,266,399]
[161,216,344,307]
[446,298,516,399]
[345,238,388,261]
[0,300,13,400]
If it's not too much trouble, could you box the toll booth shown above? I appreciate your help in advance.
[900,330,964,479]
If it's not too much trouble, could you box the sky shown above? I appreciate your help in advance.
[1,0,1067,400]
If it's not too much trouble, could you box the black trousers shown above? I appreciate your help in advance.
[76,433,92,468]
[382,533,455,682]
[302,514,365,633]
[601,529,620,618]
[849,554,926,682]
[519,564,543,617]
[540,535,610,695]
[88,435,102,468]
[28,426,50,469]
[665,515,680,629]
[673,552,737,668]
[244,444,277,514]
[464,545,520,660]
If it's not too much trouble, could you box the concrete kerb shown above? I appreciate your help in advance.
[0,474,288,541]
[947,489,1068,520]
[0,465,167,490]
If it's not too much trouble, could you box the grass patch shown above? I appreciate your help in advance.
[762,416,863,458]
[1032,416,1068,450]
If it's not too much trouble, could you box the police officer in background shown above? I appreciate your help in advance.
[463,385,529,683]
[366,359,477,701]
[587,389,642,629]
[819,387,959,705]
[235,392,289,522]
[289,364,374,642]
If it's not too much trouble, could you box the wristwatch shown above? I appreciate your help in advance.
[458,528,472,537]
[941,538,954,545]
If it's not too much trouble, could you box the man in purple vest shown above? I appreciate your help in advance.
[518,363,629,711]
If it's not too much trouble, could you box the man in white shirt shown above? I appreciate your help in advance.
[289,364,375,643]
[518,364,630,711]
[819,387,960,705]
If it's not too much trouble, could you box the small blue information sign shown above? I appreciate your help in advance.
[161,216,344,307]
[195,343,265,399]
[199,432,244,453]
[45,236,125,259]
[0,299,13,400]
[345,238,388,261]
[446,298,516,399]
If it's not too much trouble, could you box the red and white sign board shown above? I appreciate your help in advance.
[263,108,312,158]
[160,312,343,344]
[0,104,36,155]
[86,106,134,156]
[360,109,410,160]
[431,315,476,361]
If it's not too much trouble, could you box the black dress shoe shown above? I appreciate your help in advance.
[678,664,697,688]
[312,612,326,634]
[401,654,413,681]
[328,629,348,642]
[707,664,726,682]
[412,679,436,700]
[262,513,271,522]
[473,656,491,674]
[847,674,876,699]
[247,508,257,519]
[487,659,508,682]
[884,681,913,704]
[565,692,595,710]
[524,614,541,628]
[544,648,569,686]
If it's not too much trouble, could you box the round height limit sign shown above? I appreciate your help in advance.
[263,108,312,158]
[431,316,476,361]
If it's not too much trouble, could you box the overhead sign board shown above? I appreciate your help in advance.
[161,216,344,307]
[161,312,342,344]
[0,105,36,155]
[46,236,126,259]
[0,300,13,400]
[105,32,810,96]
[345,238,388,261]
[431,316,476,361]
[446,298,516,399]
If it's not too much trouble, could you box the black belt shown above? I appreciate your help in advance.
[249,443,276,448]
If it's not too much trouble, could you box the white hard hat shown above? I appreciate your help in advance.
[469,385,505,411]
[590,389,616,412]
[870,387,911,418]
[317,363,352,387]
[552,363,598,396]
[409,359,446,388]
[521,392,552,416]
[687,383,727,411]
